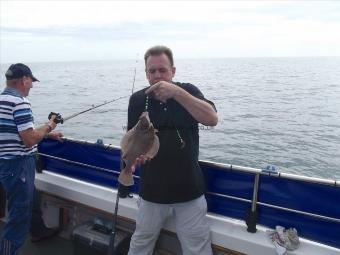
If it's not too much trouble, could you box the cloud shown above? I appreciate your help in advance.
[1,1,340,62]
[1,21,209,41]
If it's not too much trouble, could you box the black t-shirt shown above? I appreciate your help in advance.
[127,82,216,204]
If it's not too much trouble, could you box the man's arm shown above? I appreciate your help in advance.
[19,119,57,148]
[173,88,218,126]
[145,81,218,126]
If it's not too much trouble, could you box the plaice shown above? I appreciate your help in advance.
[119,111,159,186]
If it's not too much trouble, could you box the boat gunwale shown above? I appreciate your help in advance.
[46,137,340,187]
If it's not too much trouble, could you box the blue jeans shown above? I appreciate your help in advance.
[0,156,36,255]
[1,185,49,237]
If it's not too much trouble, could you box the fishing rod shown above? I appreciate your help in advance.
[48,96,129,124]
[107,182,121,255]
[107,57,138,255]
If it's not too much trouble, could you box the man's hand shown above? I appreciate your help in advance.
[47,131,63,142]
[145,81,180,103]
[48,112,63,124]
[46,115,58,131]
[130,155,151,173]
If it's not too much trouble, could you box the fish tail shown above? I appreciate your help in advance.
[118,168,134,186]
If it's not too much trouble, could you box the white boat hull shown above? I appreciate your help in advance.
[35,170,340,255]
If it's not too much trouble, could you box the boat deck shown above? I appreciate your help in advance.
[0,221,185,255]
[0,222,73,255]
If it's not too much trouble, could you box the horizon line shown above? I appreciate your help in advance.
[1,55,340,65]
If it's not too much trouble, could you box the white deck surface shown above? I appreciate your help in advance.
[35,171,340,255]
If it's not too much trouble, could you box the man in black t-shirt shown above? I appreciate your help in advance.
[126,46,218,255]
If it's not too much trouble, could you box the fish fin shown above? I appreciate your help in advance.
[118,168,134,186]
[145,135,159,158]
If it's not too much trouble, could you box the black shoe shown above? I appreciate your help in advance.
[31,227,60,243]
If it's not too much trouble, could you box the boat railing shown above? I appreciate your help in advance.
[200,160,339,186]
[198,160,340,222]
[199,161,340,223]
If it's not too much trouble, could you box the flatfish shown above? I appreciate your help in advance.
[119,111,159,186]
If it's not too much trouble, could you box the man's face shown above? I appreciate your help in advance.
[22,76,33,97]
[145,53,176,85]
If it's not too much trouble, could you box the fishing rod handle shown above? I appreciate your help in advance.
[48,112,64,124]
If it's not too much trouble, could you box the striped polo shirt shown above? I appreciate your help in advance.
[0,87,37,159]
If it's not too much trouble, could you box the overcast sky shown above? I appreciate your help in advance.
[1,1,340,63]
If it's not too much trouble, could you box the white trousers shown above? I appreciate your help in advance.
[128,195,213,255]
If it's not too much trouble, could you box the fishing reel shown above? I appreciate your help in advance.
[48,112,64,124]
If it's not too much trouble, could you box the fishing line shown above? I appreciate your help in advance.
[131,55,139,95]
[144,90,186,149]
